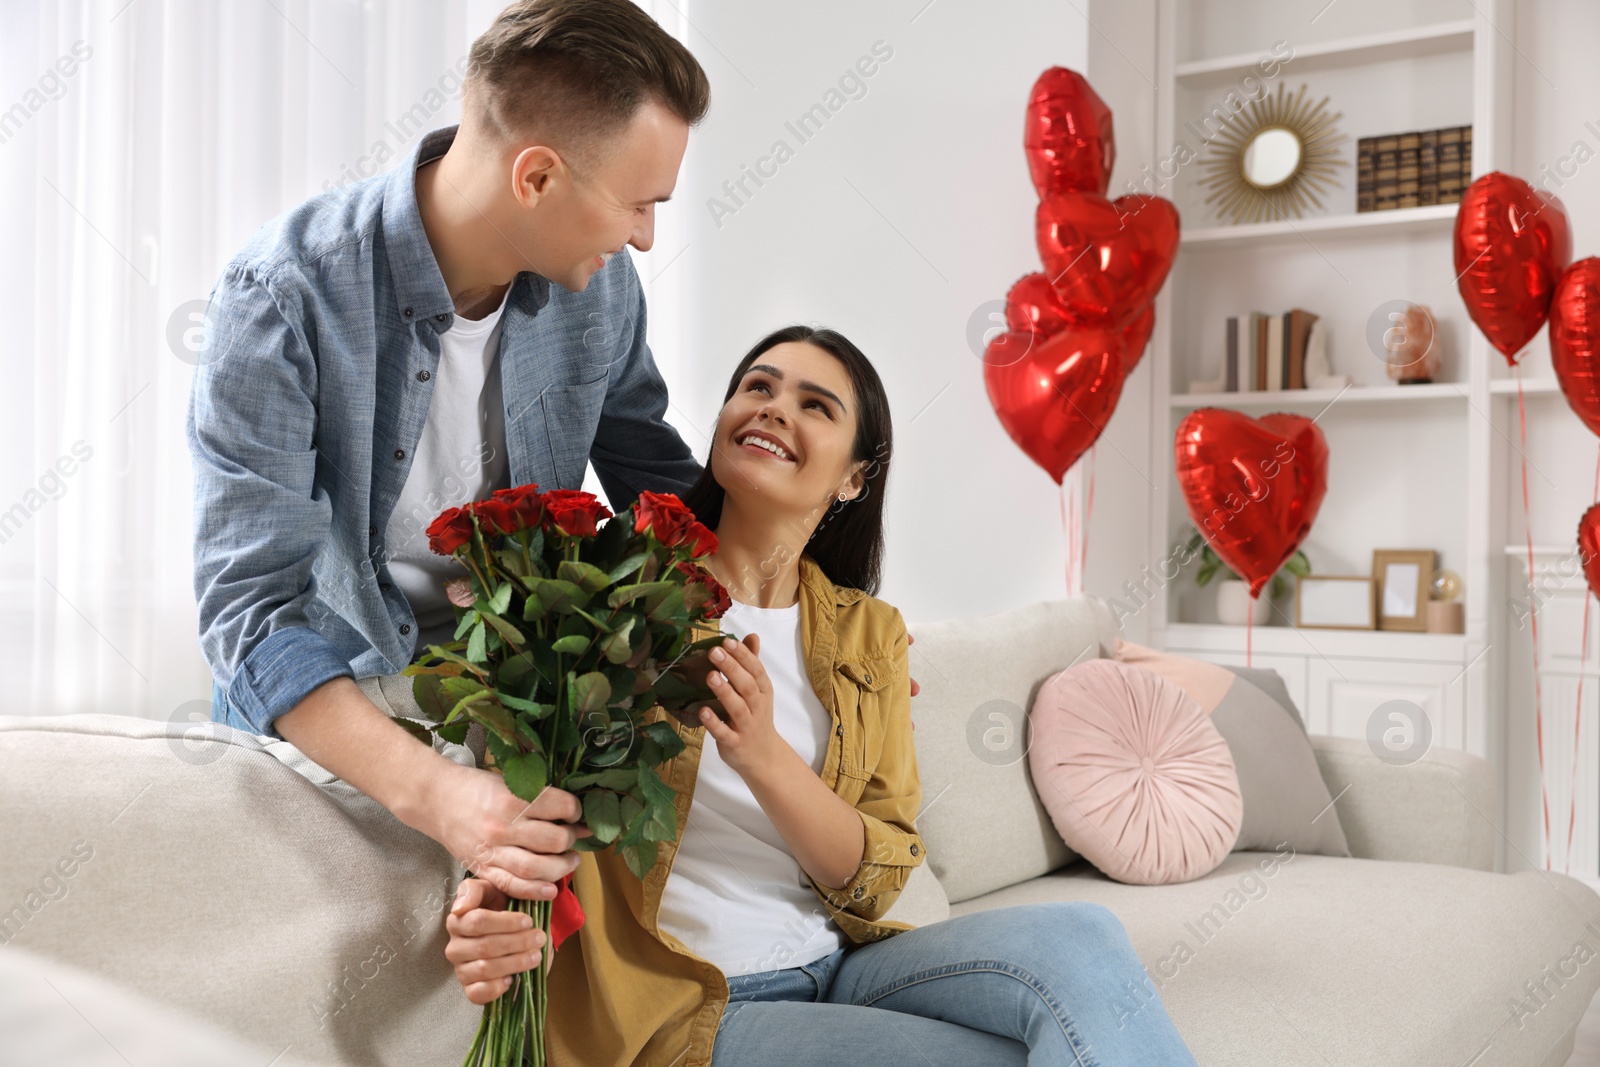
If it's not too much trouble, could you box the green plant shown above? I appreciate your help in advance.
[1182,526,1310,600]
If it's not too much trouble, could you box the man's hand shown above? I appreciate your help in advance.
[419,763,595,901]
[445,878,545,1005]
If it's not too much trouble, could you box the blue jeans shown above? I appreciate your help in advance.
[712,901,1196,1066]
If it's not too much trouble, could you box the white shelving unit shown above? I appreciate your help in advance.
[1147,1,1523,866]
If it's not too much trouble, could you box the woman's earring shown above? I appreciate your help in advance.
[837,492,846,502]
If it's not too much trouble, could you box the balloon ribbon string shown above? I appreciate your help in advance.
[1059,474,1073,598]
[1566,444,1600,874]
[1246,596,1253,668]
[1516,363,1550,870]
[1080,446,1097,581]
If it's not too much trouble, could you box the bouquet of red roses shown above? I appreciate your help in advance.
[400,485,730,1067]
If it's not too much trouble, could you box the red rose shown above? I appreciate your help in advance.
[676,560,733,619]
[491,484,545,530]
[425,506,475,555]
[634,491,696,546]
[700,572,732,618]
[680,521,718,558]
[542,489,613,538]
[473,498,520,537]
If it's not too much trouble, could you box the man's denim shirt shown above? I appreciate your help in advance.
[188,125,702,740]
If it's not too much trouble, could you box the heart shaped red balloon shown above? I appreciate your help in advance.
[1580,504,1600,602]
[1454,172,1572,365]
[1551,257,1600,439]
[1036,193,1180,328]
[1005,269,1155,384]
[984,319,1126,484]
[1174,410,1329,598]
[1122,302,1156,375]
[1024,67,1115,199]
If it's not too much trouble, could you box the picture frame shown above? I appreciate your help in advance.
[1372,549,1435,632]
[1295,576,1375,630]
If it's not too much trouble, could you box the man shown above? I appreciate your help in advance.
[187,0,708,903]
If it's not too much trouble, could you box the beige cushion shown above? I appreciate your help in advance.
[950,851,1600,1067]
[906,596,1118,903]
[0,712,481,1067]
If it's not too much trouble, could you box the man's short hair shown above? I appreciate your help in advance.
[465,0,711,176]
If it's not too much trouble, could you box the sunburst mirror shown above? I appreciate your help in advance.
[1197,82,1349,225]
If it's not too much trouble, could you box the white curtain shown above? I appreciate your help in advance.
[0,0,695,721]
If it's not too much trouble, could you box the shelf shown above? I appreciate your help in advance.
[1488,377,1562,395]
[1162,622,1467,662]
[1503,544,1578,557]
[1174,19,1475,87]
[1180,203,1457,249]
[1169,382,1466,410]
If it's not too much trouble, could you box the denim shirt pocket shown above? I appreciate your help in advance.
[834,653,893,782]
[539,373,609,489]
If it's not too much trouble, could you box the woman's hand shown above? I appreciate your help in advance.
[413,761,593,901]
[445,878,546,1005]
[696,634,787,777]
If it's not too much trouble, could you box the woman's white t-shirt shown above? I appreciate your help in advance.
[654,598,849,977]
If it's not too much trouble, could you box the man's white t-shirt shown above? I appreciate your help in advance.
[383,283,512,654]
[655,598,849,977]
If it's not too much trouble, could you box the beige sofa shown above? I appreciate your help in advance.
[1,594,1595,1066]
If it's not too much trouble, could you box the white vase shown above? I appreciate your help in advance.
[1215,578,1270,625]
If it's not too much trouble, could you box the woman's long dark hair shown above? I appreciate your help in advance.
[682,324,892,596]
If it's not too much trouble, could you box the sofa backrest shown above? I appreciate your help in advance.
[0,713,481,1065]
[905,595,1118,904]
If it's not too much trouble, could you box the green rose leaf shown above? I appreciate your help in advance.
[570,671,612,715]
[411,674,452,722]
[607,581,677,610]
[621,841,660,881]
[536,578,587,615]
[500,751,548,804]
[608,552,651,584]
[487,581,513,616]
[551,634,590,655]
[558,559,613,596]
[467,620,487,662]
[481,610,526,649]
[583,789,623,844]
[601,616,637,664]
[497,691,553,718]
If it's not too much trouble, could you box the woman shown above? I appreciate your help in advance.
[444,325,1198,1066]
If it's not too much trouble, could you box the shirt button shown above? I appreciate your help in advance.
[852,887,865,899]
[402,307,414,318]
[434,313,448,323]
[368,524,376,538]
[910,844,920,856]
[400,624,412,636]
[394,449,406,460]
[380,583,391,592]
[864,674,872,683]
[417,369,431,382]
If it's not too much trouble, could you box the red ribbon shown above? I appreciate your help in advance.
[549,871,586,952]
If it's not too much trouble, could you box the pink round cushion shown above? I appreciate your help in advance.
[1028,659,1242,885]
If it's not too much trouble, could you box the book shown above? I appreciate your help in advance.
[1254,312,1269,390]
[1225,316,1240,392]
[1357,136,1376,213]
[1359,124,1471,211]
[1286,309,1318,389]
[1266,314,1284,390]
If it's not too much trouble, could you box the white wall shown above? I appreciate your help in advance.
[662,1,1089,625]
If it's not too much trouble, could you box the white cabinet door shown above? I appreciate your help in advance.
[1306,658,1467,753]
